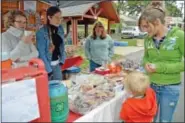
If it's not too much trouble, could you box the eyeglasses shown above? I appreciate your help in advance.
[14,20,27,25]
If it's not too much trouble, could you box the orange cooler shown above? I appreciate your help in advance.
[1,58,51,122]
[1,52,12,69]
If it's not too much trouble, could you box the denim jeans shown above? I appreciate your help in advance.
[151,83,181,122]
[89,60,101,72]
[49,64,62,81]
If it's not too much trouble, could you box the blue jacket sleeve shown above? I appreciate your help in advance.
[36,30,52,73]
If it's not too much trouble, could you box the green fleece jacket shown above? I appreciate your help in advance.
[142,27,184,85]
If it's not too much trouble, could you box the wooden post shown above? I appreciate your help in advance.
[107,20,110,34]
[19,0,24,11]
[67,21,70,34]
[84,23,88,37]
[71,18,78,45]
[75,19,78,45]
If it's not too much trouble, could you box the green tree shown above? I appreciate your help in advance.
[114,0,127,15]
[115,0,182,17]
[126,0,151,15]
[165,1,182,17]
[116,0,151,16]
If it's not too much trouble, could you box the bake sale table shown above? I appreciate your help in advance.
[67,91,128,122]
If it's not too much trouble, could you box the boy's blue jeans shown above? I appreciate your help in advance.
[89,60,101,72]
[151,83,181,122]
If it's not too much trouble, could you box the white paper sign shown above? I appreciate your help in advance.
[2,79,40,122]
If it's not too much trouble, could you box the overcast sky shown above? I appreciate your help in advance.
[176,1,184,18]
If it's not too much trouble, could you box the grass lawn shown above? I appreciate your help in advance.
[74,46,123,72]
[120,38,137,46]
[110,34,138,46]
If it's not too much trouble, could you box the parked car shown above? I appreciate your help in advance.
[121,26,147,39]
[138,31,147,39]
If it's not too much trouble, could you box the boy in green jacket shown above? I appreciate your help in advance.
[139,1,184,122]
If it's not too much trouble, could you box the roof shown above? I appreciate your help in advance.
[45,0,120,23]
[45,1,101,8]
[61,2,98,17]
[59,1,99,8]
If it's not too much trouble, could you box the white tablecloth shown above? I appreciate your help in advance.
[74,91,128,122]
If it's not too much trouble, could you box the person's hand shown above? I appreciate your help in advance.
[21,33,35,44]
[49,43,55,53]
[14,58,20,62]
[113,59,123,66]
[145,63,156,73]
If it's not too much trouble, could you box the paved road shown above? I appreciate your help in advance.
[114,46,144,56]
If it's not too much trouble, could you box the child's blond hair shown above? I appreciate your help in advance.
[124,71,150,96]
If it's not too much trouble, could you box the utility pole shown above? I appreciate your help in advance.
[56,0,60,7]
[180,2,184,18]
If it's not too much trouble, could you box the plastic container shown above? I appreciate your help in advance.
[114,41,128,46]
[61,56,83,71]
[108,63,122,74]
[94,68,111,75]
[49,80,69,122]
[1,52,12,69]
[67,66,81,73]
[63,67,81,80]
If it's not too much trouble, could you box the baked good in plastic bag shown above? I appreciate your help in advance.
[69,87,115,115]
[70,74,107,86]
[80,84,94,93]
[96,82,115,92]
[69,93,100,115]
[86,89,115,101]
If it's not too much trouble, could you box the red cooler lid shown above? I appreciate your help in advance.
[1,58,47,83]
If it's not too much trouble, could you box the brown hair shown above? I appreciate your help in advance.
[91,21,107,40]
[138,1,166,31]
[3,10,27,29]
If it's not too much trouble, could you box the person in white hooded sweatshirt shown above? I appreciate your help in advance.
[2,10,38,67]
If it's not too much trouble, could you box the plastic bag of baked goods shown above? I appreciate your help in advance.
[70,74,107,86]
[69,93,100,115]
[85,88,115,102]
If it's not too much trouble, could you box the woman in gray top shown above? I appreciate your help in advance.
[85,21,114,72]
[2,10,38,67]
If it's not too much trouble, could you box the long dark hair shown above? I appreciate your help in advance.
[46,6,61,25]
[46,6,61,51]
